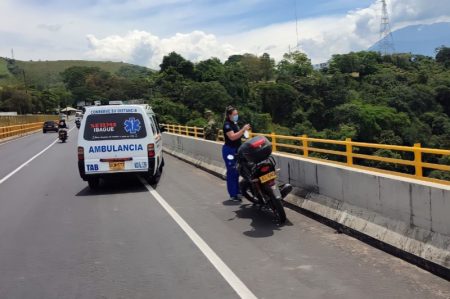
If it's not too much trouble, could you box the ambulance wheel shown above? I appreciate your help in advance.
[88,177,100,189]
[147,169,161,185]
[159,158,165,173]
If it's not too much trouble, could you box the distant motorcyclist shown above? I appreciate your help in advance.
[58,119,68,129]
[58,119,68,142]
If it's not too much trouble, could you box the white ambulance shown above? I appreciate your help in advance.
[77,104,164,189]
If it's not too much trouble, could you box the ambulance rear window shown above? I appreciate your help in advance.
[84,113,147,141]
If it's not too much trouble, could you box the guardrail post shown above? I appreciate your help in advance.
[302,134,309,157]
[346,138,353,166]
[178,125,182,135]
[271,132,277,152]
[414,143,423,177]
[194,126,198,138]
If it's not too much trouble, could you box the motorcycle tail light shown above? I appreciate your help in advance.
[78,147,84,161]
[259,165,270,173]
[250,138,265,148]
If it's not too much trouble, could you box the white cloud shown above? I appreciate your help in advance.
[83,0,450,67]
[86,30,239,68]
[1,0,449,65]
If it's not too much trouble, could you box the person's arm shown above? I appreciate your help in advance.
[226,124,250,141]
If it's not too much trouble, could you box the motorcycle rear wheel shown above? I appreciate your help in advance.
[264,187,286,224]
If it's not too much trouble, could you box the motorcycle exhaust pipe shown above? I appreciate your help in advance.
[280,184,293,199]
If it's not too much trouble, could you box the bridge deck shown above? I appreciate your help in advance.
[0,130,448,298]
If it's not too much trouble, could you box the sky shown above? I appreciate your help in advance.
[0,0,450,68]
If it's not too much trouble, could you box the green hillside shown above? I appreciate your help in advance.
[0,57,151,87]
[0,58,16,85]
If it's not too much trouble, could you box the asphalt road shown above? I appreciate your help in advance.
[0,130,448,299]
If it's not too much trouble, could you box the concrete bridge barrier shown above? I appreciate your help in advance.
[163,132,450,276]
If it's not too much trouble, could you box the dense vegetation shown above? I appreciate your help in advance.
[0,48,449,177]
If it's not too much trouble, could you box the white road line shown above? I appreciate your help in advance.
[0,127,76,185]
[139,177,258,299]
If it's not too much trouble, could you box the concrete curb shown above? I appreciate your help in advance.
[0,129,42,145]
[164,148,226,180]
[163,147,450,280]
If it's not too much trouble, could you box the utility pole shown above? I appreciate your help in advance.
[22,70,28,94]
[11,48,14,60]
[379,0,395,55]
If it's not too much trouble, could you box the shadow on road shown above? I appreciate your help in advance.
[225,202,293,238]
[76,175,148,196]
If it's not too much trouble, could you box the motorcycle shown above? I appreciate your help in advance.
[75,119,81,129]
[237,136,292,224]
[58,129,68,143]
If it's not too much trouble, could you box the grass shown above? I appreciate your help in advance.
[0,58,18,85]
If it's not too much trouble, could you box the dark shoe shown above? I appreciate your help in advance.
[229,196,241,202]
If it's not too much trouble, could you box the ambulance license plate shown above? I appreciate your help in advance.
[109,161,125,171]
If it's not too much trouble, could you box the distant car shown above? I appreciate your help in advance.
[43,121,58,133]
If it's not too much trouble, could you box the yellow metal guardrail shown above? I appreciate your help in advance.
[0,115,57,126]
[162,123,450,185]
[0,115,59,140]
[164,124,205,138]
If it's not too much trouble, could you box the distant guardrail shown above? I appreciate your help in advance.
[0,115,57,126]
[0,115,58,140]
[162,123,450,185]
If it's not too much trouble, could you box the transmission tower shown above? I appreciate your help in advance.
[379,0,395,55]
[294,0,300,50]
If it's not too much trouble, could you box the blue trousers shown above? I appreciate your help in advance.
[222,145,239,197]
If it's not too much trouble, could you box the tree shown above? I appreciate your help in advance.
[150,97,191,124]
[436,46,450,68]
[240,54,263,82]
[159,52,195,79]
[196,58,225,82]
[334,101,410,142]
[277,51,313,81]
[435,85,450,116]
[0,88,32,114]
[182,81,232,113]
[222,63,249,102]
[260,53,275,81]
[252,82,299,125]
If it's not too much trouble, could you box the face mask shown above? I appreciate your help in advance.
[232,115,239,122]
